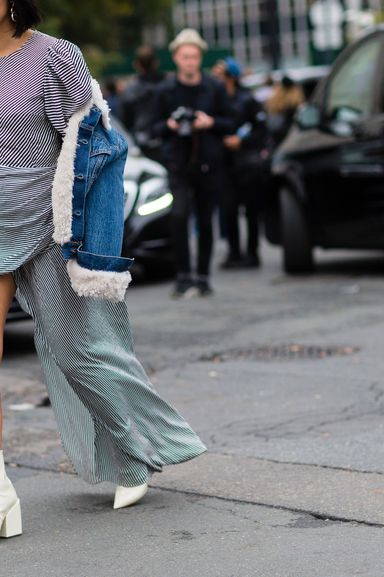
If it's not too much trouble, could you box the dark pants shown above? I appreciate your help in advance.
[222,176,261,258]
[169,169,223,278]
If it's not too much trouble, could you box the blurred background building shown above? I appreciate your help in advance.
[172,0,382,69]
[38,0,384,76]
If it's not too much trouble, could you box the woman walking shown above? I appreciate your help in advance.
[0,0,206,538]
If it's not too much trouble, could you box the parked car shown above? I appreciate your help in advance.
[266,26,384,273]
[114,116,174,277]
[242,65,330,104]
[6,118,173,323]
[121,150,174,277]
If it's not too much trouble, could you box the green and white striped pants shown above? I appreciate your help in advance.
[13,242,206,487]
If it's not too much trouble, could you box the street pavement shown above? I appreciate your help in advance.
[2,239,384,576]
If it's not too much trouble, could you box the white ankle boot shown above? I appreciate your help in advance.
[113,483,148,510]
[0,450,22,538]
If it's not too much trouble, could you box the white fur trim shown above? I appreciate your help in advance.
[90,78,111,130]
[52,79,111,244]
[51,98,92,244]
[67,259,132,302]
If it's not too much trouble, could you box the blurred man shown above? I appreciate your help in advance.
[214,57,269,268]
[119,45,165,160]
[152,29,234,298]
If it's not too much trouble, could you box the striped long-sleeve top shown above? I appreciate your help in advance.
[0,30,92,274]
[0,30,92,168]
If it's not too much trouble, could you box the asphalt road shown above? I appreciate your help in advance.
[2,239,384,576]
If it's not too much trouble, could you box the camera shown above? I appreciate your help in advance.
[171,107,196,137]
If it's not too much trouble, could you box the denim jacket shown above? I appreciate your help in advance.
[51,80,134,302]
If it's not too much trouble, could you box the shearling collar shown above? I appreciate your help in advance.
[52,79,111,245]
[50,80,133,303]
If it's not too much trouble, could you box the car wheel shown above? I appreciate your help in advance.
[280,187,313,274]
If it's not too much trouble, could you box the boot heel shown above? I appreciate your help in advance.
[0,499,22,538]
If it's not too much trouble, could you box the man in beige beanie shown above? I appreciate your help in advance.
[152,29,234,298]
[169,28,208,54]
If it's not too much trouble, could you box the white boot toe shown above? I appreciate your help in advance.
[113,483,148,509]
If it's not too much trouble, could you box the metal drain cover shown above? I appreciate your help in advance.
[201,344,360,363]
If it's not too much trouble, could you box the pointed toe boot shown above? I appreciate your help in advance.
[113,483,148,510]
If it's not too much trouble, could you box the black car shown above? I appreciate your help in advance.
[266,26,384,273]
[111,116,174,278]
[121,142,174,277]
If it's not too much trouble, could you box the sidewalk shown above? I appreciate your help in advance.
[2,464,384,577]
[2,242,384,576]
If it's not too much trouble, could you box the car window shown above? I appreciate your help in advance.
[325,37,381,119]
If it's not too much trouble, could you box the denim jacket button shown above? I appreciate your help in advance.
[74,210,82,216]
[75,174,84,179]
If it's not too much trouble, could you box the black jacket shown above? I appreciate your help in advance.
[118,72,165,148]
[230,86,268,151]
[228,86,270,188]
[152,74,235,171]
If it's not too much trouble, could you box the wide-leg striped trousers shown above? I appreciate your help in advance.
[12,242,206,487]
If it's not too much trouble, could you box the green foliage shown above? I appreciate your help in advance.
[39,0,173,48]
[38,0,175,76]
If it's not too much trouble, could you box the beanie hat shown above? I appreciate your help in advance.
[224,57,242,79]
[169,28,208,53]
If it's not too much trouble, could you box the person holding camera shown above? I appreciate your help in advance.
[152,29,234,298]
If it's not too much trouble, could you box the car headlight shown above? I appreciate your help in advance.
[123,180,139,220]
[136,178,173,216]
[137,193,173,216]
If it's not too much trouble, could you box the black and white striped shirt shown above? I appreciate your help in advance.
[0,31,92,274]
[0,30,92,168]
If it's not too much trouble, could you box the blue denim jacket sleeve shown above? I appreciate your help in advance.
[62,106,134,274]
[79,126,134,272]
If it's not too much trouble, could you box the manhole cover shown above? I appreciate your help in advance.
[201,344,360,362]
